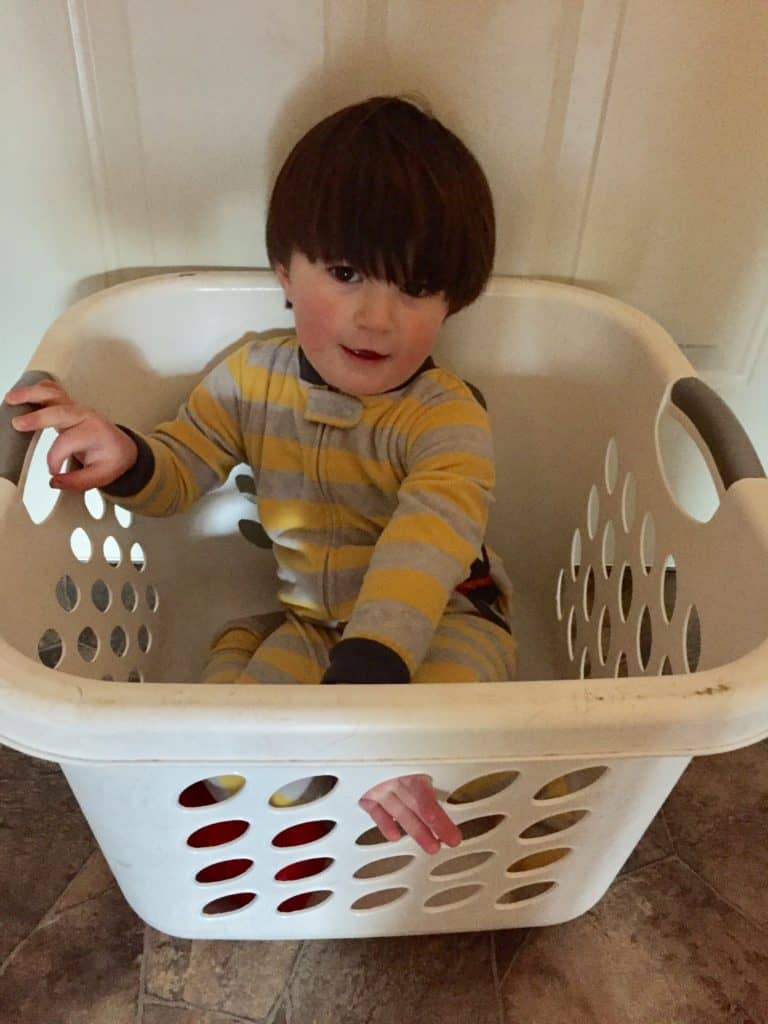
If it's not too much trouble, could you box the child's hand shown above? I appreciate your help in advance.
[359,773,462,854]
[4,380,137,492]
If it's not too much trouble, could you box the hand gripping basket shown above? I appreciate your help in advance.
[1,273,767,941]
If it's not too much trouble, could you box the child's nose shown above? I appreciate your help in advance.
[354,281,396,332]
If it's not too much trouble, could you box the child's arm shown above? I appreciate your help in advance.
[5,379,138,491]
[359,774,462,854]
[324,382,495,684]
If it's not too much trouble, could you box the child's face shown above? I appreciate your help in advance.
[276,252,449,395]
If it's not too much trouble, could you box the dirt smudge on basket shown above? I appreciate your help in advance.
[692,683,730,696]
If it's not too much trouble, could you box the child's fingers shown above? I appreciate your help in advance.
[358,797,403,843]
[395,776,462,849]
[11,403,86,434]
[4,380,71,407]
[50,464,114,492]
[364,790,441,854]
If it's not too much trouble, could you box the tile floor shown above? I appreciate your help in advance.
[1,739,767,1024]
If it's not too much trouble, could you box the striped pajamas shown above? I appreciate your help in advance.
[104,335,516,685]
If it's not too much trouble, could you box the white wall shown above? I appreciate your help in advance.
[3,0,767,471]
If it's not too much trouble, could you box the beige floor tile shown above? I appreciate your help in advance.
[0,884,144,1024]
[0,746,95,963]
[144,929,299,1023]
[42,850,115,921]
[501,858,768,1024]
[142,1002,284,1024]
[285,932,499,1024]
[663,741,768,925]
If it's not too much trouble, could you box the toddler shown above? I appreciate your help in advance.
[7,96,516,854]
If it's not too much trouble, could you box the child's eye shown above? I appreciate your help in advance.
[400,281,433,299]
[327,265,362,284]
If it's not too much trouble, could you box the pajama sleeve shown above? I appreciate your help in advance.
[323,389,495,683]
[102,347,251,514]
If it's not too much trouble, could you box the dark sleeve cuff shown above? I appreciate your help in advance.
[322,638,410,684]
[101,426,155,499]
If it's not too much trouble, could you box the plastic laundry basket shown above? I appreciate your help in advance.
[1,272,767,941]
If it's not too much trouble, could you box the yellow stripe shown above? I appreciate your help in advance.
[357,567,449,622]
[412,660,481,683]
[428,630,499,679]
[377,512,476,563]
[259,497,388,534]
[259,435,400,490]
[257,646,323,684]
[407,450,494,487]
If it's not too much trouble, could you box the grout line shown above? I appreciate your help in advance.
[675,858,768,936]
[134,925,149,1024]
[0,844,96,978]
[499,928,533,989]
[619,850,676,879]
[489,933,506,1024]
[143,997,261,1024]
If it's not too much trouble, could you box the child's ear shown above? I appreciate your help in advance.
[275,264,293,311]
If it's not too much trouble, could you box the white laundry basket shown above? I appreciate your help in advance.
[1,272,767,941]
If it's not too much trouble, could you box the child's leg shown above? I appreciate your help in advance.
[411,610,517,684]
[201,612,287,684]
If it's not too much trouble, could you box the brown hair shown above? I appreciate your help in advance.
[266,96,495,314]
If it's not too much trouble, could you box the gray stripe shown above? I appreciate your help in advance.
[152,430,224,498]
[421,641,500,679]
[257,468,398,520]
[366,539,466,581]
[407,424,494,464]
[394,486,488,547]
[345,598,437,669]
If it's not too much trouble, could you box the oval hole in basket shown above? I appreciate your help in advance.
[638,607,653,671]
[70,527,92,562]
[21,428,61,524]
[621,474,637,533]
[114,505,132,528]
[110,625,128,657]
[38,629,63,669]
[430,851,494,879]
[424,884,483,910]
[351,888,408,911]
[272,820,335,848]
[277,890,332,914]
[130,542,147,571]
[458,815,505,842]
[179,775,246,807]
[356,823,404,846]
[685,605,702,673]
[354,855,414,880]
[83,489,105,520]
[520,810,589,840]
[91,579,111,612]
[508,848,571,873]
[620,565,633,622]
[447,771,519,805]
[121,582,138,612]
[640,513,656,574]
[602,521,615,579]
[580,648,592,680]
[534,767,608,802]
[657,407,720,523]
[555,569,565,621]
[570,529,582,582]
[103,535,122,566]
[567,607,577,660]
[497,881,556,906]
[202,892,256,915]
[275,857,334,882]
[77,626,99,662]
[604,438,619,495]
[587,486,600,540]
[187,820,250,848]
[583,566,596,620]
[195,858,253,884]
[145,584,159,612]
[55,574,79,612]
[598,606,611,665]
[268,775,337,808]
[137,624,151,653]
[661,556,677,623]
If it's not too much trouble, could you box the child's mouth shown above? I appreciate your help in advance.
[342,346,387,362]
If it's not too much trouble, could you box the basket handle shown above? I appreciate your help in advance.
[0,370,57,486]
[671,377,765,488]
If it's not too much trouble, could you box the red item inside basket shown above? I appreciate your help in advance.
[184,781,328,910]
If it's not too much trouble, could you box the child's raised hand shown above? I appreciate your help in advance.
[359,773,462,854]
[4,380,137,492]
